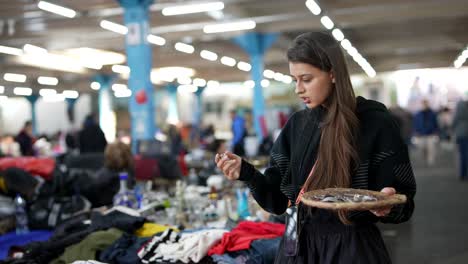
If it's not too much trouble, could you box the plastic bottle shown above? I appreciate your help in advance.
[188,168,198,186]
[14,194,29,234]
[113,172,133,208]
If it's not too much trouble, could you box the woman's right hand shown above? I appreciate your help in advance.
[215,151,242,180]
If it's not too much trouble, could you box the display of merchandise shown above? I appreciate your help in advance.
[113,172,136,208]
[236,188,250,219]
[14,194,29,234]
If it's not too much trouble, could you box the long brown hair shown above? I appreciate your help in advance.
[287,32,359,224]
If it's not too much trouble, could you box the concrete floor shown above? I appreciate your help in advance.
[380,144,468,264]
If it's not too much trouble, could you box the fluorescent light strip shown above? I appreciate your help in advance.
[332,29,344,41]
[320,16,334,30]
[37,76,58,86]
[112,83,128,92]
[193,78,207,87]
[220,56,236,67]
[147,34,166,46]
[63,90,79,99]
[162,2,224,16]
[14,87,32,96]
[274,72,284,82]
[23,44,48,54]
[305,0,321,15]
[261,79,270,88]
[244,80,255,89]
[207,80,220,88]
[200,50,218,61]
[237,61,252,72]
[115,89,132,98]
[100,20,128,35]
[340,39,352,50]
[4,73,27,83]
[112,65,130,74]
[39,88,56,97]
[178,84,198,94]
[203,20,256,34]
[454,47,468,69]
[174,42,195,54]
[0,45,23,56]
[177,76,192,85]
[42,93,65,102]
[90,82,101,90]
[263,69,275,79]
[282,75,293,84]
[38,1,76,18]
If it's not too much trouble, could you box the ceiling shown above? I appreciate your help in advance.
[0,0,467,96]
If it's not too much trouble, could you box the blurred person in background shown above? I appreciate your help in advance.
[438,106,453,143]
[0,134,21,157]
[78,113,107,154]
[413,99,439,165]
[230,109,246,156]
[15,121,35,156]
[453,96,468,181]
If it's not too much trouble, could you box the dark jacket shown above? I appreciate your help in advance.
[239,96,416,224]
[15,130,34,156]
[413,109,438,136]
[78,125,107,154]
[453,100,468,139]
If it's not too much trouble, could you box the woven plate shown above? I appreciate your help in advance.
[301,188,407,211]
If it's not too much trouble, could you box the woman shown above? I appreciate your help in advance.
[215,32,416,263]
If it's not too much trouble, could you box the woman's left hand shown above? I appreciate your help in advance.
[370,187,396,217]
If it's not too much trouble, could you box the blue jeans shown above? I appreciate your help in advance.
[457,137,468,180]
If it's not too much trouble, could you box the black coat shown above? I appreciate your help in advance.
[78,125,107,154]
[239,96,416,224]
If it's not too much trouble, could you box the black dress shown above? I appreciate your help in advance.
[238,97,416,263]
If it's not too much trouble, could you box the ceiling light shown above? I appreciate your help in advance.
[305,0,321,15]
[200,50,218,61]
[320,16,334,30]
[244,80,255,89]
[112,83,128,92]
[115,89,132,98]
[282,75,293,84]
[274,72,284,82]
[14,87,32,96]
[0,86,4,93]
[42,93,65,102]
[237,61,252,72]
[147,34,166,46]
[203,20,256,34]
[37,76,58,86]
[177,84,198,94]
[263,69,275,79]
[162,1,224,16]
[80,61,103,70]
[332,29,344,41]
[0,45,23,56]
[174,42,195,54]
[62,48,125,66]
[347,46,358,57]
[193,78,207,87]
[23,44,48,54]
[207,80,220,88]
[261,79,270,87]
[220,56,236,67]
[100,20,128,35]
[340,39,352,50]
[112,65,130,74]
[90,82,101,90]
[4,73,27,83]
[177,76,192,85]
[15,53,84,73]
[37,1,76,18]
[63,90,79,99]
[39,88,56,97]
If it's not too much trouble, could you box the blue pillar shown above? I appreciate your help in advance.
[193,86,205,128]
[26,94,39,136]
[233,32,278,140]
[93,74,114,132]
[166,83,179,124]
[118,0,156,154]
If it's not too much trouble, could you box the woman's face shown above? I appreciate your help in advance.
[289,62,333,109]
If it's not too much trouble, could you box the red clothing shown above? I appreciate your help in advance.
[208,221,285,255]
[0,157,55,180]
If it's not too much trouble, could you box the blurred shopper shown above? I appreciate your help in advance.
[413,99,439,165]
[167,124,184,157]
[230,109,246,156]
[216,32,416,263]
[438,106,452,142]
[389,105,413,146]
[15,121,35,156]
[78,114,107,154]
[0,135,21,157]
[453,97,468,181]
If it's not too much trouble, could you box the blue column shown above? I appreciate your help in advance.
[93,74,114,131]
[193,86,205,128]
[233,32,278,140]
[26,94,39,136]
[166,83,179,124]
[118,0,156,154]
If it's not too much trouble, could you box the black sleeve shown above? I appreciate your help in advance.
[373,114,417,224]
[237,117,293,215]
